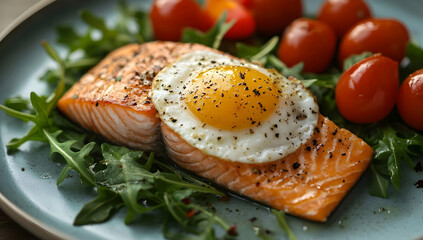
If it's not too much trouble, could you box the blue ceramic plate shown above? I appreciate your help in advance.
[1,0,422,239]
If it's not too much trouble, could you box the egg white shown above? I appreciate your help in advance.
[152,51,319,164]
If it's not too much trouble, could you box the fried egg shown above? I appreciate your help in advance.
[151,51,319,164]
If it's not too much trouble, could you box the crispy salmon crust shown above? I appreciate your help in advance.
[161,114,374,222]
[58,41,216,151]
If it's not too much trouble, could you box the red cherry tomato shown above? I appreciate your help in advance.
[397,69,423,131]
[335,55,399,123]
[277,18,337,73]
[205,0,256,39]
[339,19,409,66]
[249,0,303,35]
[234,0,253,8]
[150,0,212,41]
[317,0,371,38]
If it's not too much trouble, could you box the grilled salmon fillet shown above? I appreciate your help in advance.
[58,41,215,151]
[162,114,373,222]
[59,41,373,222]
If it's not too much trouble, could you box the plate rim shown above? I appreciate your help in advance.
[0,0,53,42]
[0,1,75,239]
[0,193,75,240]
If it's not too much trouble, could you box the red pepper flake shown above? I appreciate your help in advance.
[186,209,195,218]
[227,225,238,236]
[119,165,122,168]
[415,180,423,188]
[256,181,260,187]
[181,198,191,205]
[219,195,231,202]
[415,161,422,172]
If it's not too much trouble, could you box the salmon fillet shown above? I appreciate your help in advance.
[59,41,373,222]
[162,114,373,222]
[58,41,216,151]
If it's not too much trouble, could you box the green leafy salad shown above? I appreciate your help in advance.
[1,1,423,240]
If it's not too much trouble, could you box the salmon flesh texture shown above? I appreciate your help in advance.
[161,114,373,222]
[58,42,216,152]
[58,41,374,222]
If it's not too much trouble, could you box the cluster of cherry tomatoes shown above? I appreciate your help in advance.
[149,0,423,130]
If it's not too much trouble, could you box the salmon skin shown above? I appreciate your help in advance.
[162,114,373,222]
[58,41,215,152]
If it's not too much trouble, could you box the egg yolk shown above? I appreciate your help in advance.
[186,66,281,130]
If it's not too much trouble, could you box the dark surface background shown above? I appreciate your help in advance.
[0,209,38,239]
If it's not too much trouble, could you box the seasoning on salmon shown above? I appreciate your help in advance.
[57,42,216,152]
[161,114,374,222]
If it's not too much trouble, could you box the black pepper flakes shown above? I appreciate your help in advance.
[306,146,311,152]
[332,128,338,136]
[239,72,245,79]
[293,162,300,170]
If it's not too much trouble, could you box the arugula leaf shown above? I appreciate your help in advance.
[272,209,297,240]
[300,79,318,88]
[181,12,235,49]
[74,187,124,225]
[369,164,389,198]
[80,10,112,36]
[401,42,423,79]
[236,36,279,62]
[3,97,30,112]
[43,130,96,186]
[343,52,373,71]
[132,10,153,43]
[94,144,159,223]
[6,126,46,151]
[0,104,36,122]
[266,55,304,79]
[91,143,225,227]
[372,123,423,191]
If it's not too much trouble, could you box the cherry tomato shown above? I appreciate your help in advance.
[150,0,212,41]
[339,19,409,66]
[249,0,303,35]
[397,69,423,131]
[234,0,253,8]
[205,0,255,39]
[317,0,372,38]
[277,18,337,73]
[335,55,399,123]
